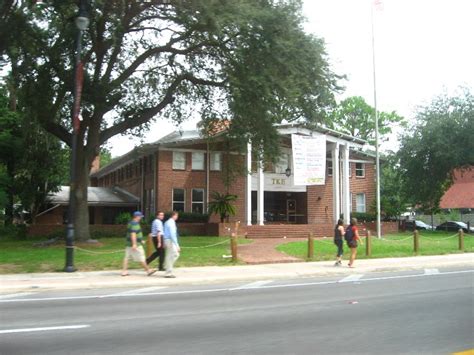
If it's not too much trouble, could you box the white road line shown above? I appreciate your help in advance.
[0,292,35,300]
[0,269,472,304]
[106,286,168,297]
[0,325,90,335]
[424,268,440,275]
[231,280,273,290]
[339,274,364,283]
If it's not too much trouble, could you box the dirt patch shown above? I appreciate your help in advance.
[0,263,21,274]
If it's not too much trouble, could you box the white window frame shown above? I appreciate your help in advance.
[172,151,186,170]
[355,162,365,178]
[192,152,205,170]
[172,188,186,212]
[356,193,366,213]
[327,160,333,176]
[191,188,205,214]
[210,152,222,171]
[350,192,353,212]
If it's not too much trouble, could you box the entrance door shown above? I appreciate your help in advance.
[287,199,296,223]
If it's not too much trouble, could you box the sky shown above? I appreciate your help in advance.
[108,0,474,157]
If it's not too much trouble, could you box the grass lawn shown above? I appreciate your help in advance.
[0,236,252,274]
[277,231,474,261]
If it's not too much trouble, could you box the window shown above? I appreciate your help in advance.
[192,188,205,214]
[210,152,222,171]
[172,188,185,212]
[274,154,290,174]
[173,151,186,170]
[327,161,333,176]
[192,152,205,170]
[356,193,366,213]
[355,163,365,177]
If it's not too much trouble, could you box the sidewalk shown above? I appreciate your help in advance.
[1,254,472,293]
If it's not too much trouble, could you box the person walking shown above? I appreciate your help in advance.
[163,211,180,278]
[334,219,345,266]
[121,211,156,277]
[345,217,363,268]
[146,211,166,271]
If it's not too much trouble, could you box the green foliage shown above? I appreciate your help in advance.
[328,96,405,145]
[167,212,210,224]
[0,88,68,223]
[379,154,409,219]
[208,192,238,223]
[114,212,132,225]
[398,88,474,212]
[351,212,376,222]
[3,1,342,238]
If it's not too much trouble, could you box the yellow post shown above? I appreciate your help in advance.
[365,230,372,257]
[307,233,314,259]
[146,233,154,258]
[414,230,419,255]
[458,229,464,251]
[231,233,238,262]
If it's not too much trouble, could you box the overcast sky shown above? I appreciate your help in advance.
[108,0,474,157]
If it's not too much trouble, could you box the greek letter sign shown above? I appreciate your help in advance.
[291,133,326,185]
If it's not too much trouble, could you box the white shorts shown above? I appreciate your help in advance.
[125,245,146,263]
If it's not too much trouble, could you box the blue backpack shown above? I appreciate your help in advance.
[345,225,354,242]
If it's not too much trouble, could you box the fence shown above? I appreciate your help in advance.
[416,213,474,226]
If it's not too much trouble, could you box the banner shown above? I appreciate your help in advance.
[291,133,326,185]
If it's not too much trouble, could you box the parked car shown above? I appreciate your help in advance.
[404,220,433,231]
[435,221,474,233]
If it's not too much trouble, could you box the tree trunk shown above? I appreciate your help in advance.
[72,145,92,241]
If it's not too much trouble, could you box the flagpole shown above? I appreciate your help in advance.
[371,1,381,239]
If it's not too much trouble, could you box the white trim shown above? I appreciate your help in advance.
[246,142,252,226]
[276,126,366,149]
[257,160,264,225]
[342,144,351,224]
[331,144,340,224]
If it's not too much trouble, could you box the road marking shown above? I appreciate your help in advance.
[106,286,168,297]
[0,292,35,300]
[452,349,474,355]
[424,268,440,275]
[0,269,472,304]
[339,274,364,283]
[0,325,90,335]
[231,280,273,290]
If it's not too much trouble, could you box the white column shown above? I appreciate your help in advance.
[257,160,264,225]
[331,143,340,224]
[246,142,252,226]
[342,144,351,225]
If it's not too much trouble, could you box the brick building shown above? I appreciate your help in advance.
[90,123,377,237]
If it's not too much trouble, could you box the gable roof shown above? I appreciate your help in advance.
[439,168,474,209]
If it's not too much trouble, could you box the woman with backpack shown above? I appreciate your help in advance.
[334,219,345,266]
[345,217,363,268]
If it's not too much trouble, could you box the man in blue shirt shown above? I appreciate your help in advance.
[163,211,180,278]
[146,211,165,271]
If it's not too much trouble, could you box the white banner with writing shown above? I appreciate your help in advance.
[291,133,326,185]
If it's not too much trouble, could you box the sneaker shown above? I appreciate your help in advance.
[164,274,176,278]
[334,261,341,267]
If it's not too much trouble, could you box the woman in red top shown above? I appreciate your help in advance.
[347,218,363,268]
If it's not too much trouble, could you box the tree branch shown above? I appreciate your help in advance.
[99,73,226,144]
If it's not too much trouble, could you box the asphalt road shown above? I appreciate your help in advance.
[0,268,473,355]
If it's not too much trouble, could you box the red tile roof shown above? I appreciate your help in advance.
[439,168,474,209]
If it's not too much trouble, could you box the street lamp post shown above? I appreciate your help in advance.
[65,0,89,272]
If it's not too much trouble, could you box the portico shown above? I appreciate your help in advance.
[245,124,367,226]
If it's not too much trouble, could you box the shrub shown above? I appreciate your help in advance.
[351,212,376,222]
[164,212,209,223]
[114,212,132,225]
